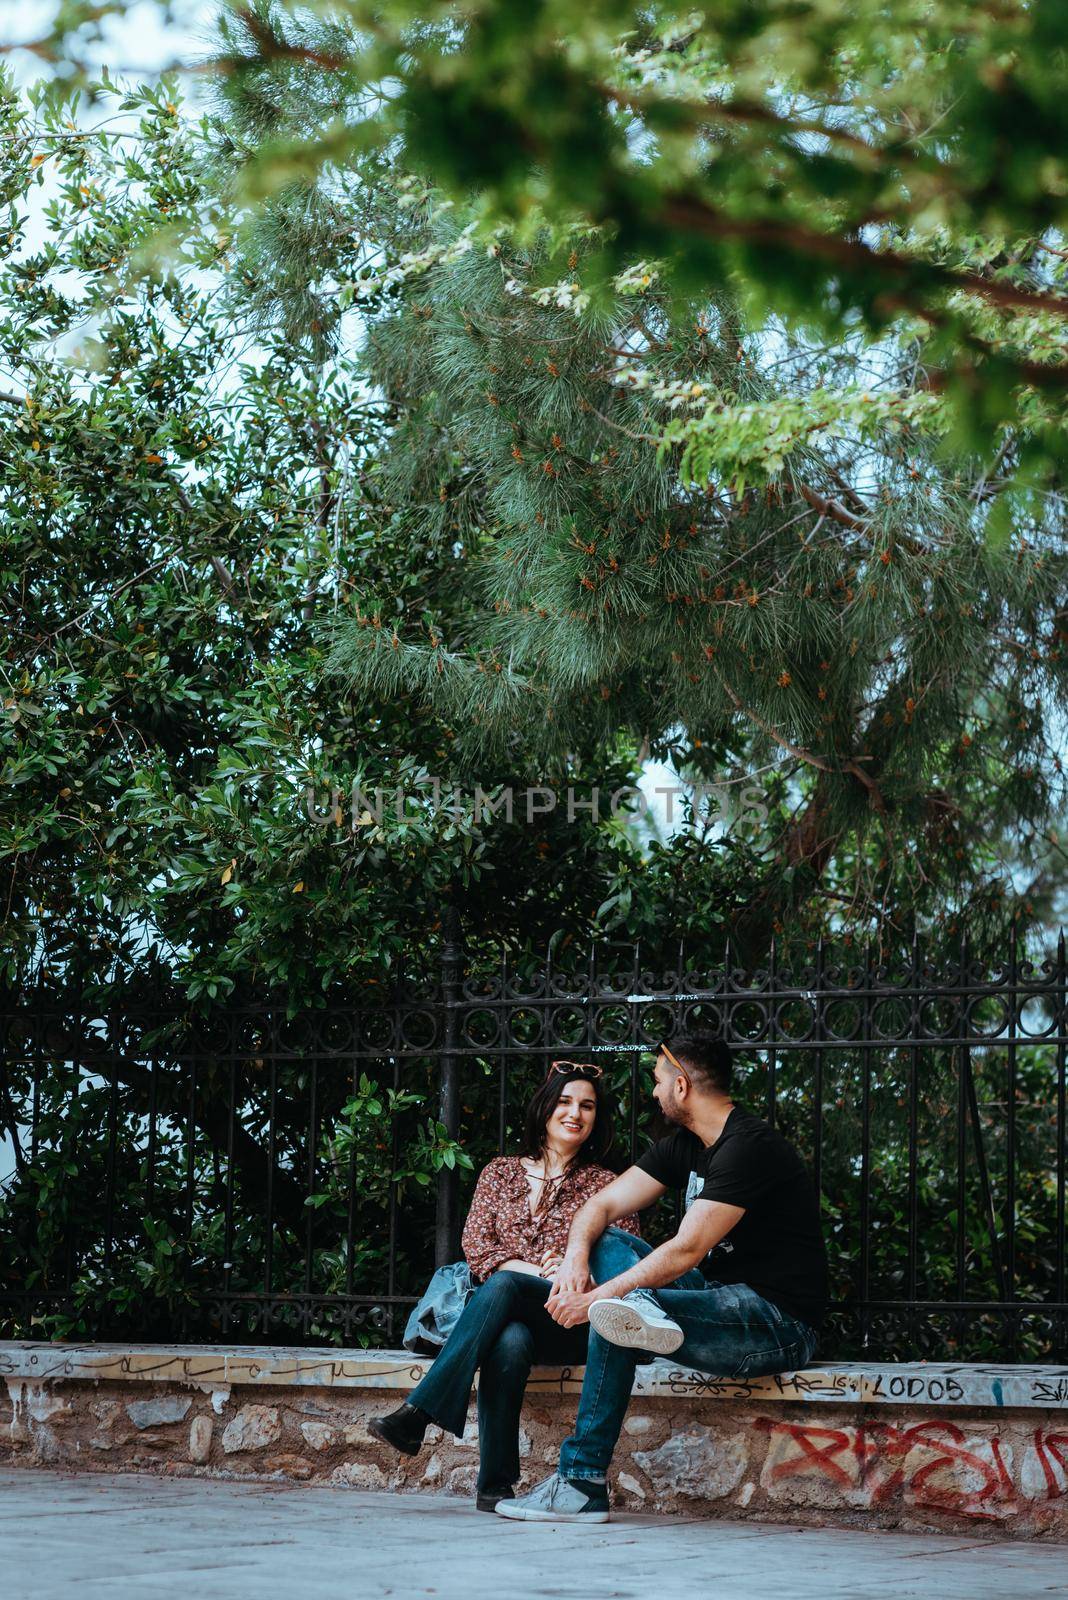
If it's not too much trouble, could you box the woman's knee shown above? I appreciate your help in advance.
[484,1319,535,1374]
[476,1269,530,1301]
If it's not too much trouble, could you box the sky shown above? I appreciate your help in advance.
[0,2,217,84]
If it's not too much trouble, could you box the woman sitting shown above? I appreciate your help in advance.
[370,1061,640,1510]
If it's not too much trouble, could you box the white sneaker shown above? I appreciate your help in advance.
[588,1293,684,1355]
[495,1473,609,1523]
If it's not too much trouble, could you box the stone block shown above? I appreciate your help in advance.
[342,1420,377,1448]
[11,1384,71,1424]
[635,1427,748,1503]
[330,1461,387,1490]
[447,1464,477,1497]
[901,1428,1017,1520]
[760,1419,867,1509]
[301,1421,336,1452]
[616,1471,645,1501]
[623,1415,654,1437]
[126,1397,192,1431]
[1020,1429,1068,1502]
[221,1405,282,1454]
[189,1416,213,1464]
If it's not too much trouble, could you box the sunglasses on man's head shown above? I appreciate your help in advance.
[547,1058,604,1080]
[649,1041,693,1086]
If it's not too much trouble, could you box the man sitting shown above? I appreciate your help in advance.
[496,1033,828,1523]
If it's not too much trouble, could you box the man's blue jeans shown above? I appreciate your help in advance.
[558,1227,819,1483]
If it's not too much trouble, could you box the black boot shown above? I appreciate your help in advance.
[476,1486,515,1513]
[368,1402,432,1457]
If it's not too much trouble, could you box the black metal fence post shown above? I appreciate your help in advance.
[435,903,463,1266]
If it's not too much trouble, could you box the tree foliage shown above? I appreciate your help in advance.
[30,0,1068,486]
[0,74,761,1340]
[1,75,755,1004]
[0,42,1064,1353]
[321,201,1068,958]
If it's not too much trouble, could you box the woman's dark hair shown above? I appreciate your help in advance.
[522,1069,616,1169]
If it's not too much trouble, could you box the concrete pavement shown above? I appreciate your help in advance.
[3,1469,1068,1600]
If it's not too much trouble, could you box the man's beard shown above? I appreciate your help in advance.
[659,1092,695,1131]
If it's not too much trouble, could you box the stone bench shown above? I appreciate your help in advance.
[3,1342,1068,1540]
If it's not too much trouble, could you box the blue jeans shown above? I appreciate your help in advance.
[558,1227,819,1483]
[408,1269,588,1494]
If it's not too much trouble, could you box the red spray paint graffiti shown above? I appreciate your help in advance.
[755,1417,1068,1519]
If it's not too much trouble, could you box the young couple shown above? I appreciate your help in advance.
[371,1035,828,1523]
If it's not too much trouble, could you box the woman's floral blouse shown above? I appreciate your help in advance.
[461,1155,641,1283]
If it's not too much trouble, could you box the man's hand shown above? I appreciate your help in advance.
[546,1284,607,1328]
[550,1251,592,1295]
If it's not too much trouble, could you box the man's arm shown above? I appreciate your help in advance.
[552,1166,667,1293]
[549,1198,745,1326]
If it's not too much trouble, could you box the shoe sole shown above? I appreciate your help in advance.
[367,1417,422,1457]
[589,1298,684,1355]
[494,1502,609,1523]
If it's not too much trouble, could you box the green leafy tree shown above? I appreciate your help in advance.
[32,0,1065,487]
[0,74,761,1342]
[321,205,1068,960]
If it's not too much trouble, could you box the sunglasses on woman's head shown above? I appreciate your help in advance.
[547,1059,604,1080]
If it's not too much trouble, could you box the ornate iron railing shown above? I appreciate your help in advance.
[1,923,1065,1361]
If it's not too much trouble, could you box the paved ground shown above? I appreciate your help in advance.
[4,1470,1068,1600]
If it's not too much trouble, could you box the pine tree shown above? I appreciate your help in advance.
[196,19,1068,961]
[323,211,1068,957]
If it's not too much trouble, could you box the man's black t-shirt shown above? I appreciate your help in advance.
[635,1107,828,1328]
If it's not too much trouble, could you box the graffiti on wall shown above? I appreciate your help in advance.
[757,1416,1068,1519]
[648,1363,1068,1409]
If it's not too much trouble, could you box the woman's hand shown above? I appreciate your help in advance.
[539,1249,564,1277]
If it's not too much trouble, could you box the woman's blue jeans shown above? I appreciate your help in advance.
[408,1269,588,1493]
[557,1227,820,1483]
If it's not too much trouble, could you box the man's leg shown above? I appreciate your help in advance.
[586,1225,656,1282]
[586,1225,705,1355]
[655,1280,818,1379]
[529,1280,815,1495]
[587,1225,705,1293]
[555,1327,643,1485]
[552,1232,705,1485]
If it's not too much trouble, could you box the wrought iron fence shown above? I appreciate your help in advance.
[1,922,1065,1362]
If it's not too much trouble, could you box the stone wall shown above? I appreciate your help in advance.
[3,1345,1068,1541]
